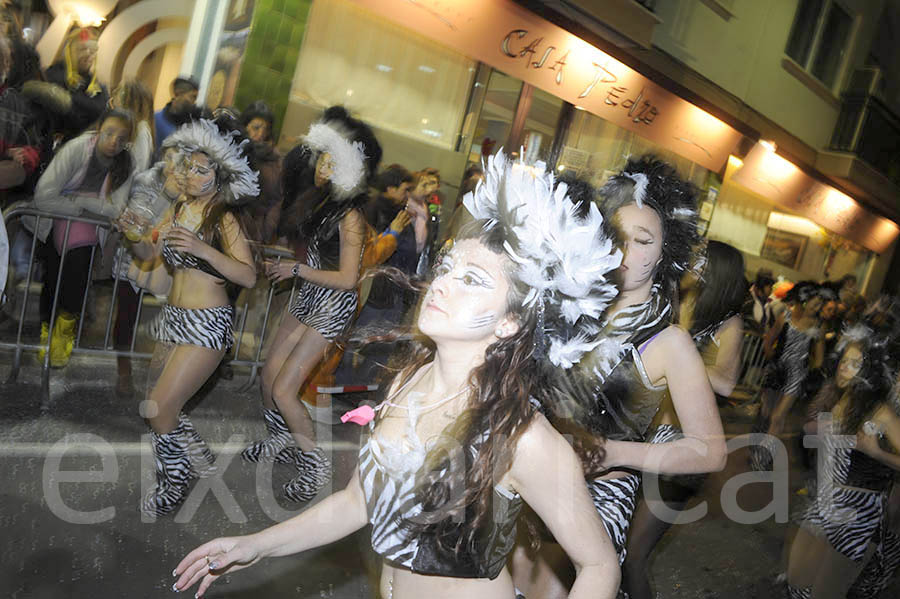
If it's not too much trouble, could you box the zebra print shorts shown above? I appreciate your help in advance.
[588,474,640,565]
[799,485,885,562]
[151,304,235,351]
[289,280,358,341]
[588,425,678,565]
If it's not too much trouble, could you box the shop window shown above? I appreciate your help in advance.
[291,0,476,149]
[558,109,709,189]
[467,71,523,163]
[785,0,854,90]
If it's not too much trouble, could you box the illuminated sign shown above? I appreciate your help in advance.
[350,0,742,171]
[732,143,899,253]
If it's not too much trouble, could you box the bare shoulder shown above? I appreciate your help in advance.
[655,324,694,350]
[515,412,558,455]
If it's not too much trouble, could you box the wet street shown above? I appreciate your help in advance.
[1,349,897,598]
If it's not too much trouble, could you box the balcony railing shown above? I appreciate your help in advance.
[830,89,900,188]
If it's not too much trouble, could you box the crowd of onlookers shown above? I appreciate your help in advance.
[0,11,470,399]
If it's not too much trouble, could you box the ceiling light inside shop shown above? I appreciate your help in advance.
[574,105,585,110]
[727,155,743,169]
[346,89,354,97]
[421,118,429,124]
[759,140,777,153]
[418,65,436,73]
[375,64,393,72]
[421,129,441,138]
[557,165,566,171]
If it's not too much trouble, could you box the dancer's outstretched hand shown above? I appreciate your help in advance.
[172,536,261,597]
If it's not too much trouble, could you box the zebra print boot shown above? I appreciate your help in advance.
[142,421,194,517]
[178,413,217,478]
[241,408,296,463]
[283,447,332,502]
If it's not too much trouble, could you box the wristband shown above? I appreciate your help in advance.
[384,229,400,239]
[291,263,301,278]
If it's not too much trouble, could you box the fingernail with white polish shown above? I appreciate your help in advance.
[172,582,180,592]
[172,569,178,577]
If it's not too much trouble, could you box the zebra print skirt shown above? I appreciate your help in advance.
[151,304,235,351]
[798,485,886,562]
[289,280,358,341]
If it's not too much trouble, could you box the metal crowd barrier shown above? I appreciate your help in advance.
[735,328,767,393]
[1,204,296,407]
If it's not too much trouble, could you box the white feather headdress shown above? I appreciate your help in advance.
[303,122,368,199]
[163,119,260,204]
[463,151,623,369]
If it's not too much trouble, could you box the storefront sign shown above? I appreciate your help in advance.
[350,0,742,171]
[732,143,899,253]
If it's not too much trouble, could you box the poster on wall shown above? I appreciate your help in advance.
[206,0,256,109]
[760,229,807,269]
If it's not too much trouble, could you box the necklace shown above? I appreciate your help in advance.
[378,363,470,416]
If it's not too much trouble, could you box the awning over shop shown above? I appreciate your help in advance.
[731,142,900,254]
[350,0,742,172]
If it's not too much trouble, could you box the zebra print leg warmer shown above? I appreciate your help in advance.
[241,408,296,464]
[178,413,217,478]
[283,447,332,503]
[142,420,194,517]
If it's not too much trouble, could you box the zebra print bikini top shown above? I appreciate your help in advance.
[358,418,523,579]
[161,210,226,280]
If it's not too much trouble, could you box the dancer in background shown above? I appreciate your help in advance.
[174,151,622,599]
[127,119,259,516]
[622,240,747,599]
[786,327,900,598]
[241,107,381,502]
[751,281,831,471]
[514,156,726,598]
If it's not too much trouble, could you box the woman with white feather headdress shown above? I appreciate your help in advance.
[125,118,260,516]
[240,106,382,504]
[172,150,623,599]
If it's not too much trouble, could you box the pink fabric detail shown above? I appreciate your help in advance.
[53,218,98,252]
[341,405,376,426]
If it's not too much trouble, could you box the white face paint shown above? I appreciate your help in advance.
[418,239,512,343]
[183,152,217,197]
[614,203,664,292]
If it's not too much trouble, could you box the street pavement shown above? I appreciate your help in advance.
[1,349,897,598]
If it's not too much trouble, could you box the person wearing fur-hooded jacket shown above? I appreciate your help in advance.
[240,106,382,503]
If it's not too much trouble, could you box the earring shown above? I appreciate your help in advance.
[494,328,504,337]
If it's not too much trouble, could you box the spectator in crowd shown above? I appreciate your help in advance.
[409,167,441,271]
[109,79,155,172]
[838,273,859,305]
[1,1,40,89]
[239,101,282,243]
[0,35,40,205]
[744,270,775,331]
[42,26,109,144]
[154,76,200,151]
[26,108,134,368]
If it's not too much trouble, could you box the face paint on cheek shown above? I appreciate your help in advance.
[466,312,498,330]
[196,174,216,194]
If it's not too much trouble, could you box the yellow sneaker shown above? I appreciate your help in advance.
[50,313,76,368]
[37,322,49,362]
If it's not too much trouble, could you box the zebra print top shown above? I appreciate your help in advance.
[357,424,524,579]
[828,420,895,493]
